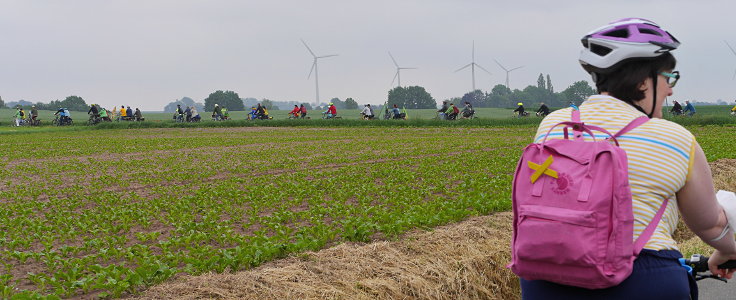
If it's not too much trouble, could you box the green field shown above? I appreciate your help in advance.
[0,126,530,298]
[2,104,736,298]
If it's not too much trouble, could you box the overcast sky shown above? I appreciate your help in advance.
[2,0,735,110]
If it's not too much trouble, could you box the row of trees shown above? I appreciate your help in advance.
[163,97,205,113]
[458,80,596,108]
[384,74,595,109]
[385,81,595,110]
[4,96,90,111]
[164,78,592,114]
[170,74,590,113]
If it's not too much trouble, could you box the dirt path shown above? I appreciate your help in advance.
[129,212,518,300]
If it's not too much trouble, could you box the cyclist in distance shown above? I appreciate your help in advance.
[445,103,459,120]
[513,102,526,117]
[289,105,300,118]
[118,104,127,121]
[299,104,308,119]
[670,100,683,115]
[521,18,736,299]
[13,107,25,126]
[88,103,99,118]
[461,101,475,119]
[391,104,404,119]
[323,102,336,119]
[684,100,696,117]
[437,100,449,120]
[213,104,223,120]
[30,105,38,124]
[536,102,550,117]
[360,104,374,120]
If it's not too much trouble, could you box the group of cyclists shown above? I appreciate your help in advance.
[669,100,697,116]
[287,103,340,119]
[436,100,475,120]
[249,103,273,120]
[173,104,205,122]
[91,104,144,124]
[10,104,144,126]
[512,102,555,118]
[11,106,39,126]
[11,99,736,126]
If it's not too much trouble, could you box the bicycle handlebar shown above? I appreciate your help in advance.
[680,254,736,281]
[683,254,736,273]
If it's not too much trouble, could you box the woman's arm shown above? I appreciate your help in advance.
[676,142,736,278]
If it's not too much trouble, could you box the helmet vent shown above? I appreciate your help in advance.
[590,44,613,56]
[638,28,663,37]
[602,29,629,38]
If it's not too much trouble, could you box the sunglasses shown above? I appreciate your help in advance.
[660,71,680,87]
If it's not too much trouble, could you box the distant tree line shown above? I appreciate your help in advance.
[383,76,595,109]
[457,78,596,108]
[6,96,90,111]
[387,86,437,109]
[163,97,205,113]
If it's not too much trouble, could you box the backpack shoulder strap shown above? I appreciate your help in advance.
[633,198,669,255]
[571,109,583,140]
[613,116,649,138]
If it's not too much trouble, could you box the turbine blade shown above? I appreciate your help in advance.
[472,40,475,61]
[494,59,508,72]
[726,40,736,56]
[301,39,316,57]
[391,71,399,86]
[399,67,417,70]
[509,66,524,72]
[476,64,493,75]
[318,54,339,59]
[389,52,399,67]
[307,60,316,79]
[455,63,472,72]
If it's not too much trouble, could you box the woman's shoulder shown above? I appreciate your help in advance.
[642,118,694,137]
[635,118,696,151]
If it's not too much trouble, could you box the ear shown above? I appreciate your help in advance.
[638,78,651,92]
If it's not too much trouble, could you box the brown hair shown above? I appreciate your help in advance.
[595,53,676,113]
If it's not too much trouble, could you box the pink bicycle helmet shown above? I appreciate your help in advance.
[579,18,680,74]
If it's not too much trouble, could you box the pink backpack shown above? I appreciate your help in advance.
[508,110,668,289]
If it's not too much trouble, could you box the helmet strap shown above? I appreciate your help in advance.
[649,71,657,118]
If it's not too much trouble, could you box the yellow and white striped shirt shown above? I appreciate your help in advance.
[534,95,696,250]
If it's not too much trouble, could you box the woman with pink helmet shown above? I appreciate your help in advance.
[519,18,736,299]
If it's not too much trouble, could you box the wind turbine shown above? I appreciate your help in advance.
[494,59,524,89]
[455,41,492,92]
[389,51,416,87]
[301,39,338,106]
[726,40,736,80]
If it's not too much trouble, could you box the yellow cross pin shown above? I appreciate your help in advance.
[528,155,558,183]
